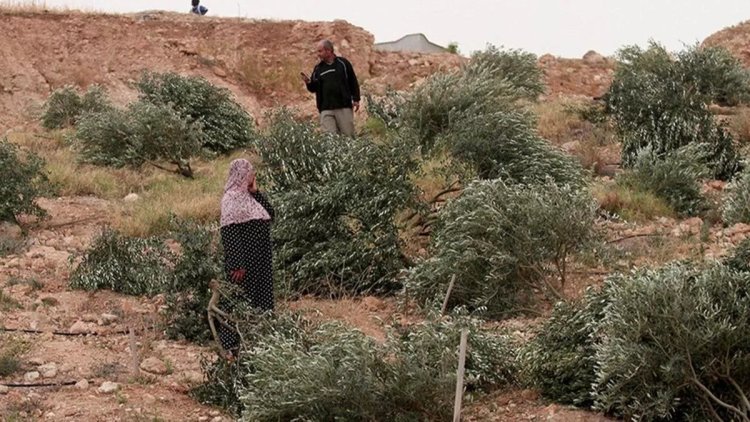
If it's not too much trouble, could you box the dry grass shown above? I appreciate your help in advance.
[6,131,159,199]
[533,98,618,176]
[238,55,306,97]
[112,151,251,237]
[594,180,675,222]
[730,107,750,144]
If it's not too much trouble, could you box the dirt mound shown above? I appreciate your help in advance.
[0,10,463,128]
[703,19,750,66]
[539,52,616,98]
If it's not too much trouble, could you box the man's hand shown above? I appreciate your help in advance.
[352,101,360,112]
[300,72,311,84]
[231,268,246,283]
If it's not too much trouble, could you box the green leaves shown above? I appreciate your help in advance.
[41,85,112,130]
[406,179,598,318]
[136,71,257,153]
[606,42,747,180]
[0,138,48,223]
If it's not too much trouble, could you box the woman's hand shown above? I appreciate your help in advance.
[231,268,246,283]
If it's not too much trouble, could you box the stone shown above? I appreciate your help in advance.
[0,385,9,394]
[213,67,227,77]
[82,314,98,323]
[0,221,23,242]
[75,379,89,390]
[97,381,119,394]
[212,417,223,422]
[100,313,119,325]
[69,321,95,335]
[181,370,204,385]
[123,193,140,203]
[24,371,40,382]
[28,357,45,366]
[39,363,58,379]
[583,50,607,65]
[140,357,168,375]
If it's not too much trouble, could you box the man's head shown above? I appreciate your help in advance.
[317,40,335,62]
[192,0,200,6]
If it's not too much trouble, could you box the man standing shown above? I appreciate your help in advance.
[301,40,360,137]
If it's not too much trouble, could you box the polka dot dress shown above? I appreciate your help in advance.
[214,191,274,354]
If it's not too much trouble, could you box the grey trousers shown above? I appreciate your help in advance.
[320,108,355,137]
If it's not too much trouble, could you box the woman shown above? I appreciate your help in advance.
[215,158,274,359]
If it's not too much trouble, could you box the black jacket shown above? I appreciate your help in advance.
[305,56,360,112]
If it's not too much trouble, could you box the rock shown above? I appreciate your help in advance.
[213,67,227,77]
[100,313,119,325]
[181,370,204,385]
[140,357,168,375]
[0,221,23,243]
[82,314,98,323]
[0,385,9,394]
[45,412,57,419]
[583,50,607,65]
[39,363,58,379]
[75,379,89,390]
[69,321,95,335]
[28,357,45,366]
[97,381,119,394]
[212,417,223,422]
[708,180,727,191]
[123,193,140,202]
[24,371,40,382]
[199,417,209,422]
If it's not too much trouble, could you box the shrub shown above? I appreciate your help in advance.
[722,166,750,225]
[136,71,256,153]
[196,310,516,421]
[606,42,746,180]
[467,44,545,100]
[519,289,607,406]
[165,219,223,343]
[0,138,48,223]
[617,146,709,217]
[69,228,174,296]
[75,101,202,177]
[258,111,420,296]
[724,237,750,272]
[406,179,598,318]
[41,85,111,129]
[594,263,750,420]
[367,48,581,190]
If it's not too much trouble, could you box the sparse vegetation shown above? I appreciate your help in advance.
[195,309,516,421]
[722,166,750,225]
[0,138,49,224]
[41,85,111,129]
[407,179,598,318]
[136,71,257,154]
[605,42,748,180]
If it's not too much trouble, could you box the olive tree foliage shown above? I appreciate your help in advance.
[0,138,48,224]
[41,85,112,129]
[255,110,422,296]
[605,42,750,180]
[136,71,258,153]
[406,179,599,318]
[75,101,202,177]
[367,45,583,188]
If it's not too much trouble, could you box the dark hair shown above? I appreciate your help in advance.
[192,0,200,6]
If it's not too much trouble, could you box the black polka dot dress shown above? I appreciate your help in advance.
[215,191,274,354]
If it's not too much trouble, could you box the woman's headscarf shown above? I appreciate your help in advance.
[220,159,271,227]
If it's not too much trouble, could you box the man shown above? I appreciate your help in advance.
[301,40,360,137]
[190,0,208,15]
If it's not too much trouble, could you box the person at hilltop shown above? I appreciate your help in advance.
[213,158,274,360]
[301,39,361,137]
[190,0,208,15]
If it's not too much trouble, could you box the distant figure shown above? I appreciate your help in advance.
[301,40,361,137]
[190,0,208,15]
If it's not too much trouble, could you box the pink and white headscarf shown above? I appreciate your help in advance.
[220,159,271,227]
